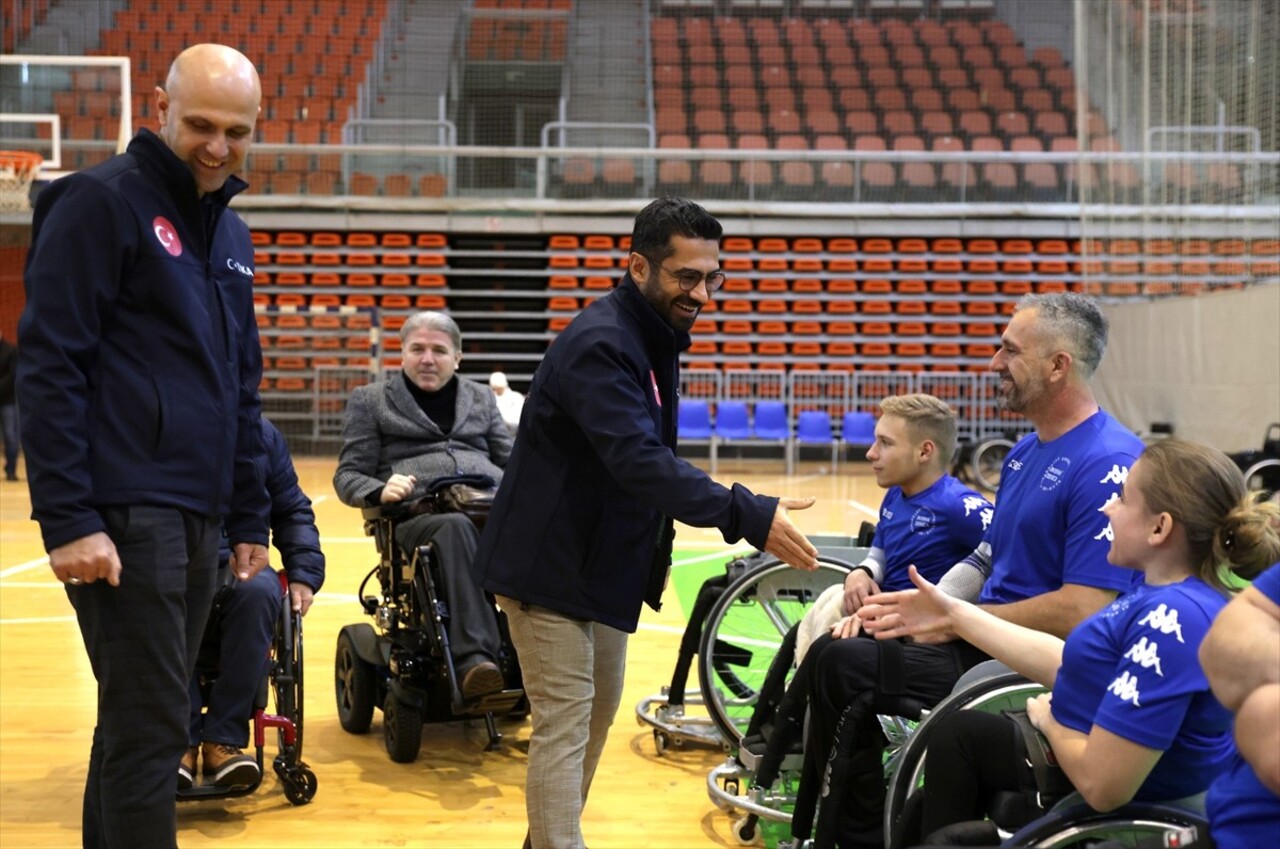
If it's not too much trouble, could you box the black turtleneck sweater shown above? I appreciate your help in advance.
[402,370,458,434]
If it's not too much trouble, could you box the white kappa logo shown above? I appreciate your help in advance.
[1100,465,1130,485]
[1137,604,1186,643]
[1107,670,1143,706]
[1122,636,1165,676]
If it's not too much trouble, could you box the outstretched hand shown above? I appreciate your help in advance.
[858,565,959,642]
[764,496,819,571]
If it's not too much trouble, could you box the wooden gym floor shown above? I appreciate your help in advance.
[0,452,887,849]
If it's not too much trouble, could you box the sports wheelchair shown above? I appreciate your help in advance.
[334,476,525,763]
[632,533,870,845]
[179,570,316,805]
[636,533,868,756]
[814,664,1208,849]
[1231,422,1280,500]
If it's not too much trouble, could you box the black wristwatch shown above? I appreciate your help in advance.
[849,565,876,581]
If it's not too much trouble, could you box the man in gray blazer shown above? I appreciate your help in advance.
[334,311,512,700]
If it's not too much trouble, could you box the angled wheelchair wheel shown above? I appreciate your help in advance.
[971,438,1015,492]
[884,670,1046,849]
[697,558,851,748]
[335,629,377,734]
[1004,802,1209,848]
[384,692,423,763]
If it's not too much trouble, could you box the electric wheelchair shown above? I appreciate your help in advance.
[178,570,316,805]
[334,475,526,763]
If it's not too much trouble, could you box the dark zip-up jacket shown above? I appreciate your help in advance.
[473,274,777,633]
[219,420,324,591]
[18,129,269,552]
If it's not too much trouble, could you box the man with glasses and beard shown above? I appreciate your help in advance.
[473,197,820,849]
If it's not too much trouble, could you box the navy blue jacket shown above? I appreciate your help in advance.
[219,420,324,591]
[18,129,269,552]
[473,275,777,633]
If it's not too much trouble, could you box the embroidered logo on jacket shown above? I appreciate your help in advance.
[153,216,182,257]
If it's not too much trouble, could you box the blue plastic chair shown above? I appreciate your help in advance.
[677,399,715,473]
[678,399,713,439]
[714,401,751,441]
[752,401,792,473]
[794,409,838,472]
[840,411,877,459]
[752,401,790,441]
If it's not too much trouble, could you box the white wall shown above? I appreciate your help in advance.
[1095,283,1280,453]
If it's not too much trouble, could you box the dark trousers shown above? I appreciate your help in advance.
[69,505,220,849]
[918,711,1028,840]
[396,512,501,668]
[189,568,282,748]
[1,402,18,475]
[798,632,990,849]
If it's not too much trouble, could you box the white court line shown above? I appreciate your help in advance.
[0,556,50,579]
[1,616,77,625]
[847,499,880,518]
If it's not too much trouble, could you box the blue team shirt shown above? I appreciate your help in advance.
[1206,563,1280,848]
[980,409,1143,604]
[873,475,992,591]
[1052,577,1233,802]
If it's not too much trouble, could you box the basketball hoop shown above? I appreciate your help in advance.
[0,150,44,213]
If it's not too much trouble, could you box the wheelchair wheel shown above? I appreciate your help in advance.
[1243,458,1280,500]
[273,604,305,757]
[335,629,377,734]
[971,437,1014,492]
[697,558,851,748]
[384,692,423,763]
[884,671,1046,849]
[1003,802,1208,848]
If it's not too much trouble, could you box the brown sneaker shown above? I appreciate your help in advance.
[460,660,504,700]
[177,746,198,790]
[201,742,260,788]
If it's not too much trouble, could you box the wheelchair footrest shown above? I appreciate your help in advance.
[463,687,523,716]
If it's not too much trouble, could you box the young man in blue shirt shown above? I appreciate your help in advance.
[831,393,993,639]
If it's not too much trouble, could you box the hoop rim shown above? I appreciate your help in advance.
[0,150,44,174]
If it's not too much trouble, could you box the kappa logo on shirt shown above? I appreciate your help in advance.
[979,507,993,530]
[1093,493,1120,542]
[1138,604,1186,643]
[153,216,182,257]
[1100,464,1130,485]
[962,495,988,516]
[1107,670,1143,706]
[1122,636,1165,676]
[1008,459,1024,472]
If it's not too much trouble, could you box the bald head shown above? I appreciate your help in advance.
[165,44,261,104]
[156,44,262,196]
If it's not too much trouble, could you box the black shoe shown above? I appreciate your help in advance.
[3,472,17,482]
[461,660,504,700]
[202,743,260,788]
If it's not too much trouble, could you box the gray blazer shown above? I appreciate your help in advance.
[333,374,513,507]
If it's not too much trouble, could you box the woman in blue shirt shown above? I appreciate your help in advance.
[859,439,1280,844]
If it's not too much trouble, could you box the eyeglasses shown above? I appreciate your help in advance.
[658,265,726,292]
